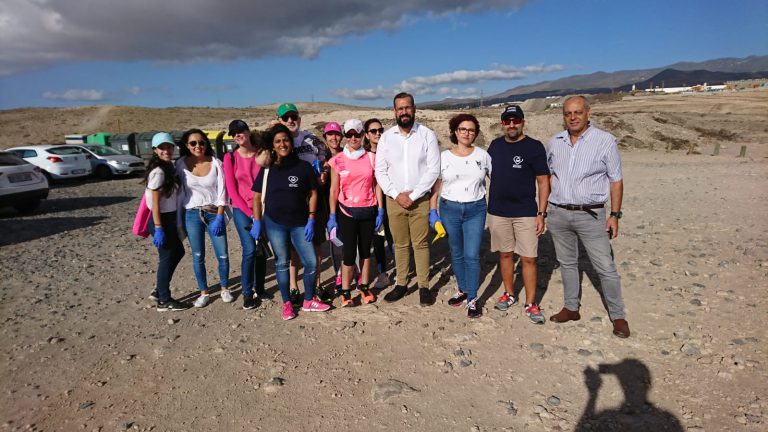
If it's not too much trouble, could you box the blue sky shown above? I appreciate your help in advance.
[0,0,765,109]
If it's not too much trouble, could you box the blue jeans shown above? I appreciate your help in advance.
[148,211,185,303]
[263,213,316,303]
[232,208,267,298]
[547,206,625,320]
[439,198,487,300]
[185,208,229,292]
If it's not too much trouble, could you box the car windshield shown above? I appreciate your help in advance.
[0,152,27,166]
[47,146,84,155]
[85,145,124,156]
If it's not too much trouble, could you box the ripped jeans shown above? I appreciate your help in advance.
[185,208,229,292]
[263,213,316,304]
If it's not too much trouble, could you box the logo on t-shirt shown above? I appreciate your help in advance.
[288,175,299,187]
[513,156,523,168]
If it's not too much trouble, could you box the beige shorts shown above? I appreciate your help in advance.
[488,214,538,257]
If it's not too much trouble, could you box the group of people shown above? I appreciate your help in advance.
[142,93,630,338]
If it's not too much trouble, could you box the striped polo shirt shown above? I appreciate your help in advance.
[547,124,622,205]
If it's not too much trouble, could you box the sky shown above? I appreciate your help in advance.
[0,0,766,109]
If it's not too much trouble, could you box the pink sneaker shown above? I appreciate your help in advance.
[302,297,331,312]
[282,301,296,321]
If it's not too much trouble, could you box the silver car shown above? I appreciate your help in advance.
[74,144,146,179]
[0,151,49,213]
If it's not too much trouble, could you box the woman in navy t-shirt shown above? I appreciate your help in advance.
[250,124,331,320]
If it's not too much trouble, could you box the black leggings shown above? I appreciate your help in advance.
[337,210,375,266]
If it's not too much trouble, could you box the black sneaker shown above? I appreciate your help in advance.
[384,285,408,303]
[243,296,257,310]
[467,298,482,319]
[317,286,336,303]
[447,291,467,307]
[419,288,433,306]
[156,299,190,312]
[290,288,302,306]
[149,290,158,301]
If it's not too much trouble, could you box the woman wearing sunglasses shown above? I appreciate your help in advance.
[428,114,491,318]
[363,118,394,290]
[176,129,231,308]
[326,119,384,307]
[250,124,331,320]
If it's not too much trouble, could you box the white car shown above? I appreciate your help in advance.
[7,145,92,181]
[73,144,146,179]
[0,151,50,213]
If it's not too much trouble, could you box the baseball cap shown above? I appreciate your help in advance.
[343,119,364,134]
[501,105,524,120]
[151,132,174,148]
[228,119,249,136]
[323,121,342,135]
[276,103,299,117]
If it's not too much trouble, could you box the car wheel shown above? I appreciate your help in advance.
[13,199,41,214]
[95,165,112,180]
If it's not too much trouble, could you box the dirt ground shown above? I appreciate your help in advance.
[1,91,766,431]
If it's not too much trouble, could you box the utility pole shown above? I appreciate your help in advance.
[480,89,484,108]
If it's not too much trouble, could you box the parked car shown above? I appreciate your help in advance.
[73,144,146,179]
[0,151,50,213]
[7,145,92,182]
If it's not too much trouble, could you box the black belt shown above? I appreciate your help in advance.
[550,202,604,218]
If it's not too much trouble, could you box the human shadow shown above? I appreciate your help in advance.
[0,216,106,246]
[576,359,683,432]
[42,196,135,214]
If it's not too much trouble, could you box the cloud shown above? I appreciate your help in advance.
[0,0,532,75]
[41,89,105,101]
[333,63,564,101]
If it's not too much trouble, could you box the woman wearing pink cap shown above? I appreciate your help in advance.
[319,121,345,300]
[326,119,384,307]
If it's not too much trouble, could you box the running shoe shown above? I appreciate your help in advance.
[374,272,390,289]
[149,290,158,301]
[220,289,234,303]
[494,292,518,311]
[525,303,545,325]
[282,301,296,320]
[156,299,189,312]
[302,298,331,312]
[317,286,336,303]
[447,291,467,307]
[193,294,210,308]
[243,296,257,310]
[340,290,354,307]
[467,298,482,319]
[359,285,376,304]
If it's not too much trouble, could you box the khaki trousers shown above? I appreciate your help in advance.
[386,195,430,288]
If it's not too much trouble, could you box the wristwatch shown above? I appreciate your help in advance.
[609,211,623,219]
[537,211,548,218]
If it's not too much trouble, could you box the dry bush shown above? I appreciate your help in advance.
[651,131,693,150]
[692,127,738,141]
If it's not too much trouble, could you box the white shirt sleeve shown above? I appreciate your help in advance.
[409,129,441,202]
[374,133,397,199]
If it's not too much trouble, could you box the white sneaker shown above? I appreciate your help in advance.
[193,294,210,308]
[220,289,234,303]
[374,273,390,289]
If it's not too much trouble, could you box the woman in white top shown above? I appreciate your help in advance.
[429,114,491,318]
[176,128,231,308]
[144,132,189,311]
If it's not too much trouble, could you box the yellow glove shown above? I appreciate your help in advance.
[432,221,446,244]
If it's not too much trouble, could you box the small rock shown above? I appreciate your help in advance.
[529,343,544,352]
[690,299,702,306]
[735,415,747,425]
[681,344,701,356]
[167,318,178,325]
[745,414,762,423]
[439,361,453,373]
[497,400,518,416]
[547,396,561,406]
[263,377,285,393]
[121,422,133,431]
[577,349,591,357]
[590,316,602,323]
[372,379,418,402]
[78,401,94,410]
[650,259,663,267]
[732,338,745,345]
[460,359,472,367]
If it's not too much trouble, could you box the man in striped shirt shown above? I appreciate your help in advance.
[546,95,630,338]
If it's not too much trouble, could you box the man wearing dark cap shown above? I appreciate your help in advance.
[487,105,550,324]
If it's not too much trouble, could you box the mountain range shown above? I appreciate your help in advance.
[424,55,768,108]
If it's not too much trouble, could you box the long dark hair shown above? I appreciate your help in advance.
[363,118,382,151]
[142,154,179,198]
[264,123,297,166]
[178,128,213,158]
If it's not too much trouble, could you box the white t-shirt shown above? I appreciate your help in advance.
[144,167,178,213]
[438,147,492,203]
[175,157,227,210]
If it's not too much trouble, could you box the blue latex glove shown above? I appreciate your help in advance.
[209,214,225,236]
[375,208,385,232]
[326,214,337,232]
[249,219,261,241]
[304,218,315,242]
[152,226,165,248]
[428,209,441,229]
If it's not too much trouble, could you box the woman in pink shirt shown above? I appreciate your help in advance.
[223,120,271,310]
[326,119,384,307]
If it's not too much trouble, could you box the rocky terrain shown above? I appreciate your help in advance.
[1,91,766,431]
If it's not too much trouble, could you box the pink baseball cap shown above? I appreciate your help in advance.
[323,121,342,134]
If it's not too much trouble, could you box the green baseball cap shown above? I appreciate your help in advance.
[276,102,299,117]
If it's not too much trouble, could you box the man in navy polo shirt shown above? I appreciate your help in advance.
[487,105,550,324]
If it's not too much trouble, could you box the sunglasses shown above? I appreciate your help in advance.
[187,140,207,147]
[367,128,384,135]
[345,131,363,139]
[502,118,523,125]
[280,113,299,122]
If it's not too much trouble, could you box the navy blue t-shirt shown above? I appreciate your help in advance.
[487,135,550,217]
[252,159,318,227]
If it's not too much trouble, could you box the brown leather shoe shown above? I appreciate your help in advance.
[549,307,581,323]
[612,319,630,338]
